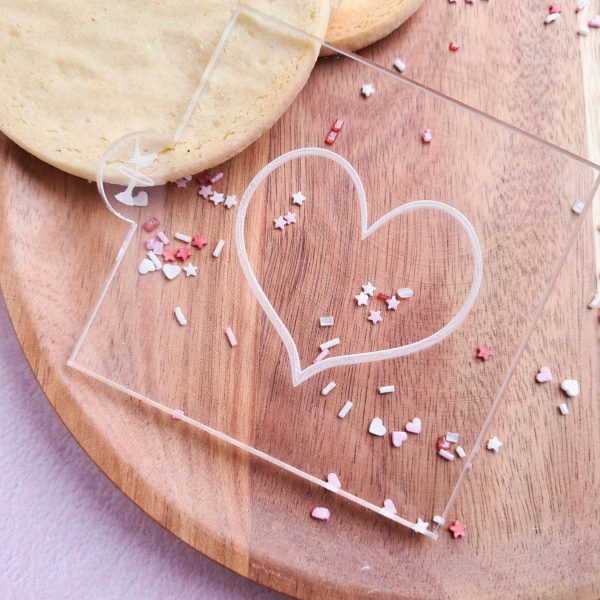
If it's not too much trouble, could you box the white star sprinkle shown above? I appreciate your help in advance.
[414,519,430,534]
[355,292,369,306]
[284,211,296,224]
[386,296,400,310]
[368,310,383,324]
[183,263,198,278]
[210,192,224,206]
[487,436,503,452]
[224,195,237,209]
[274,216,287,230]
[362,282,376,296]
[292,191,305,206]
[361,83,375,97]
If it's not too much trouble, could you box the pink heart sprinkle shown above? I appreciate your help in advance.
[326,472,342,490]
[536,366,553,383]
[392,431,408,447]
[405,417,422,434]
[311,507,331,521]
[383,498,397,515]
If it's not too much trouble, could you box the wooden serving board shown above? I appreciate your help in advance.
[2,2,600,598]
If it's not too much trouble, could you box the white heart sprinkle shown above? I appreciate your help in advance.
[383,498,397,514]
[405,417,422,434]
[560,379,580,398]
[138,258,156,275]
[162,264,181,280]
[392,431,408,447]
[369,417,386,437]
[326,472,342,490]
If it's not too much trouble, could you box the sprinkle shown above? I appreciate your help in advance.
[338,401,353,418]
[405,417,421,434]
[175,232,192,243]
[476,345,493,360]
[326,472,342,490]
[174,306,188,326]
[143,217,160,233]
[176,246,192,261]
[438,449,455,461]
[367,310,383,324]
[325,131,338,145]
[456,446,466,459]
[575,0,586,12]
[589,14,600,28]
[320,316,334,327]
[163,264,181,280]
[198,185,213,198]
[210,192,224,206]
[225,326,238,347]
[171,409,185,420]
[448,0,457,3]
[362,282,376,296]
[383,499,397,514]
[225,195,237,209]
[414,519,429,534]
[376,292,391,301]
[138,258,156,275]
[355,292,369,306]
[437,435,451,451]
[588,293,600,309]
[369,417,386,436]
[433,515,445,526]
[320,337,340,351]
[449,41,460,52]
[361,83,375,97]
[578,26,590,35]
[331,119,344,132]
[147,251,162,269]
[292,191,305,206]
[386,296,400,310]
[162,247,177,262]
[210,172,224,184]
[544,12,561,23]
[313,348,330,363]
[145,239,155,250]
[487,436,503,452]
[446,432,459,444]
[158,231,170,245]
[560,379,580,397]
[274,216,287,229]
[284,212,296,224]
[311,507,330,521]
[153,241,164,255]
[548,4,561,13]
[397,287,414,298]
[322,381,336,396]
[449,520,466,538]
[192,235,208,250]
[213,239,225,257]
[559,403,569,415]
[183,263,198,277]
[174,176,191,188]
[572,201,585,214]
[379,385,395,394]
[536,366,553,383]
[393,58,407,72]
[392,431,408,447]
[421,128,433,143]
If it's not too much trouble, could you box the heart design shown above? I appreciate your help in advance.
[138,258,156,275]
[405,417,422,434]
[536,366,552,383]
[369,417,386,437]
[325,472,342,490]
[392,430,408,447]
[235,147,483,386]
[162,264,181,280]
[383,498,397,514]
[560,379,580,398]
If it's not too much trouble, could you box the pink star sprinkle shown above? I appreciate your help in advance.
[274,216,287,230]
[175,246,192,261]
[174,176,191,188]
[284,212,296,224]
[198,185,213,199]
[162,247,177,262]
[476,345,493,360]
[386,296,400,310]
[367,310,383,324]
[192,235,208,250]
[449,520,466,538]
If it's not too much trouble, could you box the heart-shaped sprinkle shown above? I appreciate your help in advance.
[560,379,580,397]
[536,366,552,383]
[311,507,330,521]
[138,258,156,275]
[162,264,181,280]
[392,431,408,447]
[326,472,342,490]
[405,417,422,434]
[369,417,386,436]
[383,499,397,514]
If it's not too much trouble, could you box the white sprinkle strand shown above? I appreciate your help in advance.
[174,306,188,326]
[175,232,192,243]
[433,515,446,526]
[378,385,395,394]
[446,432,459,444]
[320,316,334,327]
[575,0,586,12]
[577,26,590,35]
[588,293,600,309]
[338,401,353,419]
[438,449,455,461]
[225,326,238,347]
[212,239,225,257]
[544,12,561,23]
[572,201,585,214]
[153,241,164,255]
[397,287,414,298]
[147,251,162,269]
[322,381,336,396]
[456,446,467,459]
[313,349,330,363]
[393,58,406,72]
[559,403,569,416]
[320,337,340,351]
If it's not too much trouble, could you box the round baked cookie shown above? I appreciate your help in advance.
[324,0,423,53]
[0,1,330,183]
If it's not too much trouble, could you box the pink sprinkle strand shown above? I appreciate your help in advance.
[210,172,224,184]
[548,4,561,13]
[439,449,455,461]
[158,231,169,245]
[311,507,331,521]
[313,348,330,363]
[575,1,586,12]
[325,131,337,145]
[225,326,238,347]
[142,217,160,233]
[331,119,344,133]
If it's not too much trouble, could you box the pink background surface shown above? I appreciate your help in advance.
[0,296,283,600]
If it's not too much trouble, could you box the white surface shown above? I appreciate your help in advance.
[0,297,282,600]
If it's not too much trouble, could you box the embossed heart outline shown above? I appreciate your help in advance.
[235,147,483,387]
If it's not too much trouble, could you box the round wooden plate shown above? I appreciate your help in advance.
[2,2,600,597]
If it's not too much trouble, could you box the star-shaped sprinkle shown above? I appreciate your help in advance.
[292,191,305,206]
[368,310,383,324]
[284,212,296,224]
[449,520,465,538]
[198,185,213,199]
[192,235,208,250]
[174,176,191,188]
[362,282,376,296]
[225,195,237,209]
[361,83,375,97]
[162,247,177,262]
[414,519,430,534]
[176,246,192,261]
[476,345,493,360]
[274,216,287,230]
[355,291,369,306]
[183,263,198,277]
[487,436,503,452]
[210,192,224,206]
[386,296,400,310]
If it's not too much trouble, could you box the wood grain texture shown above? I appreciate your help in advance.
[1,1,600,598]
